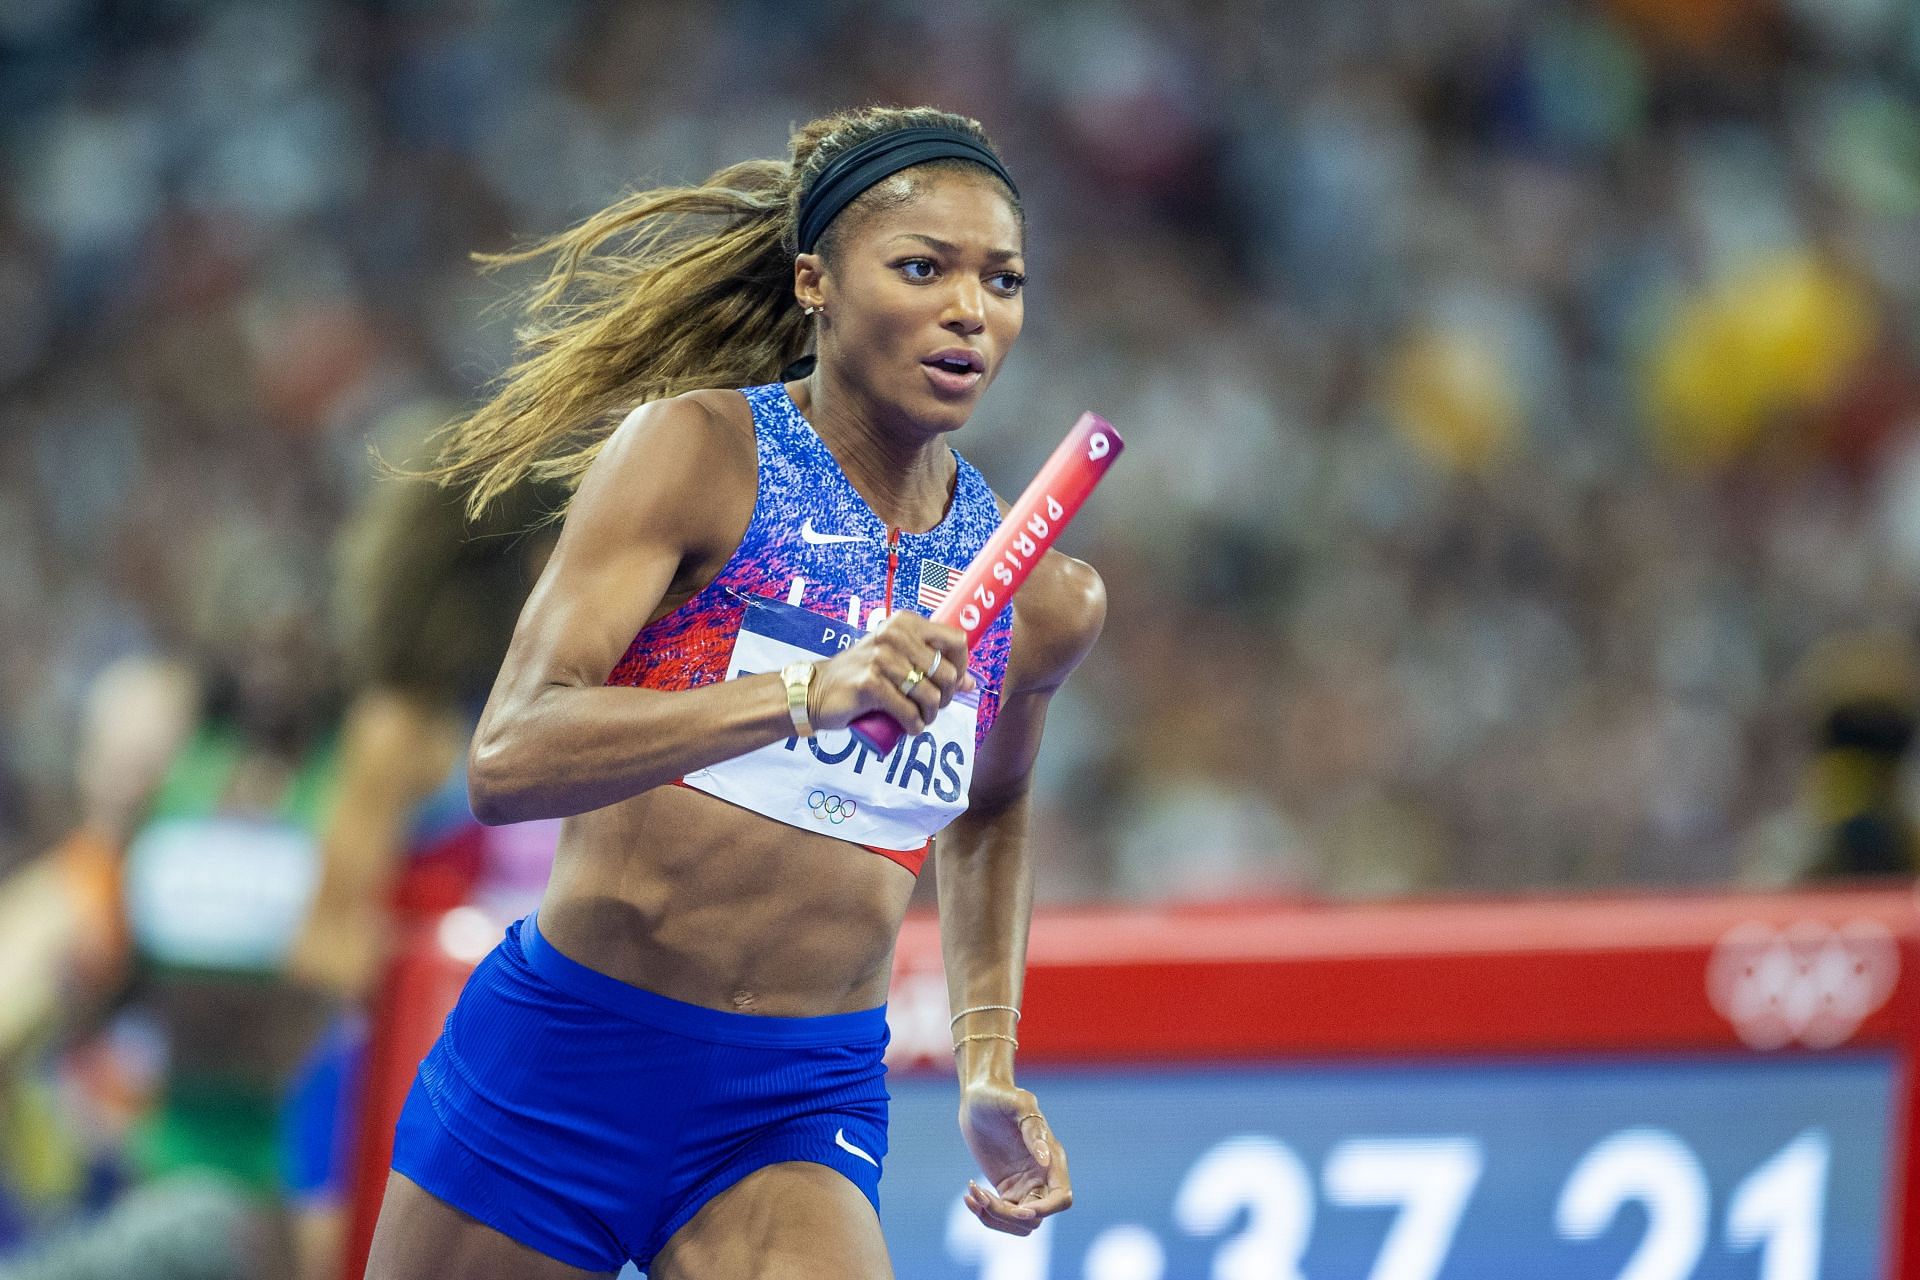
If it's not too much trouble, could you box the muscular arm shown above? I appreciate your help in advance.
[468,393,789,823]
[937,550,1105,1229]
[938,550,1105,1074]
[468,392,971,825]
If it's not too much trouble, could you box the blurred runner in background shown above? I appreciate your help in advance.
[0,461,559,1280]
[282,461,559,1280]
[0,526,343,1280]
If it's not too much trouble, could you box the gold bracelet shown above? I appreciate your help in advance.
[952,1032,1019,1052]
[949,1004,1022,1029]
[780,662,816,738]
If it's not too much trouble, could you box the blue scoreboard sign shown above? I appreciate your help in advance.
[880,1054,1894,1278]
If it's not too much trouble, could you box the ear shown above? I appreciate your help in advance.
[793,252,827,313]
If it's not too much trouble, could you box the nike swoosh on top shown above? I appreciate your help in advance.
[835,1128,879,1168]
[801,519,864,545]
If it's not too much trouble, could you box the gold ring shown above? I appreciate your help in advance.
[899,667,926,697]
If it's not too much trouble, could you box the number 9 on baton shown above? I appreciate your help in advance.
[849,412,1124,755]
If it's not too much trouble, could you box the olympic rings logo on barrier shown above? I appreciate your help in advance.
[1707,918,1899,1050]
[808,789,857,824]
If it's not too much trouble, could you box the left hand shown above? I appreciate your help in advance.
[958,1081,1073,1235]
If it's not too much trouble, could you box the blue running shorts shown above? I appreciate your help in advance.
[391,915,890,1272]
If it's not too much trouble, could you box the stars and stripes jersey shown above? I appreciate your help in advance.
[604,383,1015,873]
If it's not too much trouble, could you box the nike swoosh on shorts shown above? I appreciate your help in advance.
[834,1128,879,1168]
[800,519,863,545]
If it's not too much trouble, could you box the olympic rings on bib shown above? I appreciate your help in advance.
[807,789,857,824]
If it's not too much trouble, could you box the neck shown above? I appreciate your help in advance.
[796,366,956,533]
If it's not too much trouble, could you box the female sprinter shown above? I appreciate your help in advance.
[366,105,1105,1279]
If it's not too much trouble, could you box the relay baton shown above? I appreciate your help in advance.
[848,412,1124,755]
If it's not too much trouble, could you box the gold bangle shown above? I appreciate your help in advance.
[952,1032,1019,1052]
[780,662,816,738]
[950,1004,1022,1029]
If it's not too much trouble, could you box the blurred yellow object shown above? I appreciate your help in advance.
[1794,629,1919,714]
[0,1072,86,1207]
[1385,324,1522,471]
[0,860,83,1062]
[0,831,125,1214]
[0,828,128,1066]
[1645,253,1877,467]
[1789,629,1920,877]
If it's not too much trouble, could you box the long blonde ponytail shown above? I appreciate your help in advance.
[427,105,1010,520]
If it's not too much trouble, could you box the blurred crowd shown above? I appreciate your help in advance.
[6,0,1920,911]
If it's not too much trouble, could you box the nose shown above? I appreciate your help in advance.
[941,278,986,336]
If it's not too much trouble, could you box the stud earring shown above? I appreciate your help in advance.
[803,304,823,317]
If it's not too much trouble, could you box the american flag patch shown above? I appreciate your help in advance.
[918,559,960,610]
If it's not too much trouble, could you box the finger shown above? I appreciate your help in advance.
[920,646,974,699]
[967,1203,1039,1237]
[883,653,945,725]
[878,641,952,724]
[887,614,969,669]
[862,664,929,734]
[966,1179,1037,1221]
[964,1184,1015,1233]
[965,1182,1041,1236]
[908,664,944,722]
[1019,1110,1050,1161]
[918,642,964,703]
[924,621,971,679]
[1021,1135,1074,1219]
[1019,1172,1074,1220]
[887,634,963,709]
[881,615,975,695]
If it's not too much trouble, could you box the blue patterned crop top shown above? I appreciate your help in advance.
[605,383,1015,874]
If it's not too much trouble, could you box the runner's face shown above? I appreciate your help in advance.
[816,170,1024,429]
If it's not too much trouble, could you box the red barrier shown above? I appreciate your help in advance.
[344,886,1920,1278]
[343,912,484,1278]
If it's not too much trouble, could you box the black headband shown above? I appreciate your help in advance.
[796,126,1018,255]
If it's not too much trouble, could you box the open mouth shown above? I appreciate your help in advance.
[922,349,986,395]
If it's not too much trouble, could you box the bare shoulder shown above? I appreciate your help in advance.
[594,388,754,483]
[1005,547,1108,694]
[573,388,757,556]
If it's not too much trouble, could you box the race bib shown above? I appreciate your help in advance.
[682,593,978,851]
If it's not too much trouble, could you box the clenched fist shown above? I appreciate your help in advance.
[808,611,976,735]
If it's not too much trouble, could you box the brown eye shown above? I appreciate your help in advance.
[898,259,937,281]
